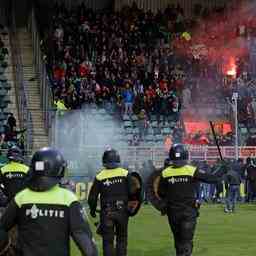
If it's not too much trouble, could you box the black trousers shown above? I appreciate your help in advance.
[100,208,129,256]
[247,179,256,202]
[167,210,197,256]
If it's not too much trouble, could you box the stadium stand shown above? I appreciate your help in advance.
[40,2,256,148]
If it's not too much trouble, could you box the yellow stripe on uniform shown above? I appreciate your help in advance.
[96,168,128,181]
[1,162,29,174]
[162,165,197,178]
[15,185,78,208]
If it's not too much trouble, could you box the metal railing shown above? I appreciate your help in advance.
[115,0,236,16]
[29,6,54,139]
[9,2,33,155]
[63,145,256,171]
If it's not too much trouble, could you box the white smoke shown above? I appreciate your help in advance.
[51,105,125,176]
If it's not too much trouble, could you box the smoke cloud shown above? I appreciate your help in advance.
[51,105,125,176]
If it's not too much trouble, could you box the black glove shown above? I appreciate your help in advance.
[90,210,96,218]
[160,205,167,216]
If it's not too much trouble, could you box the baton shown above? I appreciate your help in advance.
[209,121,223,161]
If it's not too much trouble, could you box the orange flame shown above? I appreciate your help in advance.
[225,57,237,78]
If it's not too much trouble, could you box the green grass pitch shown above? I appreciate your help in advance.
[71,204,256,255]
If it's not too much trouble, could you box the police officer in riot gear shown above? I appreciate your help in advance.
[0,146,29,201]
[0,147,98,256]
[88,149,141,256]
[147,144,225,256]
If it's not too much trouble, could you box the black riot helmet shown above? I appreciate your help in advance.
[7,146,24,163]
[169,144,189,166]
[29,147,67,191]
[102,149,121,169]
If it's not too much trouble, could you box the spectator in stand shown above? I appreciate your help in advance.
[7,114,16,132]
[2,124,26,147]
[129,134,140,146]
[122,83,134,116]
[172,122,183,144]
[137,109,149,141]
[182,86,191,109]
[38,1,256,148]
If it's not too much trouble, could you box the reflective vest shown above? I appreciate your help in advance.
[161,165,198,207]
[14,185,79,256]
[96,168,129,204]
[0,161,29,199]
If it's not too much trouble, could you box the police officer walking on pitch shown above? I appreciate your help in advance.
[0,146,29,202]
[88,149,142,256]
[147,144,226,256]
[0,147,98,256]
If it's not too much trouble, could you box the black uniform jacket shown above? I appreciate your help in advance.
[88,167,131,213]
[0,185,98,256]
[158,164,222,214]
[0,161,29,200]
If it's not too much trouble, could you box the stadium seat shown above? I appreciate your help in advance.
[249,128,256,134]
[126,134,133,141]
[1,61,8,69]
[115,141,127,147]
[2,96,11,105]
[0,75,7,82]
[131,115,138,121]
[0,89,7,97]
[169,121,176,128]
[114,133,124,141]
[98,108,107,115]
[155,134,163,142]
[2,83,11,90]
[124,121,133,128]
[133,127,139,134]
[240,128,247,134]
[0,67,4,74]
[90,108,98,115]
[0,112,6,121]
[122,114,130,121]
[151,121,158,128]
[125,127,133,134]
[145,134,155,142]
[150,115,157,121]
[155,140,163,146]
[153,128,161,135]
[147,128,154,135]
[0,126,4,133]
[162,127,171,135]
[0,102,8,109]
[133,120,140,127]
[146,141,155,146]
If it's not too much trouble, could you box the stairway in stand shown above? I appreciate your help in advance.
[3,31,19,128]
[18,28,48,152]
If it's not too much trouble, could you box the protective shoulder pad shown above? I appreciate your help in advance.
[162,165,197,178]
[96,168,128,181]
[15,186,78,208]
[1,162,29,174]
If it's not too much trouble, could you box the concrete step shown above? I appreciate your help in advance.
[18,29,49,152]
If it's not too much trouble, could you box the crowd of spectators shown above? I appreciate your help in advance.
[40,1,256,146]
[44,2,183,120]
